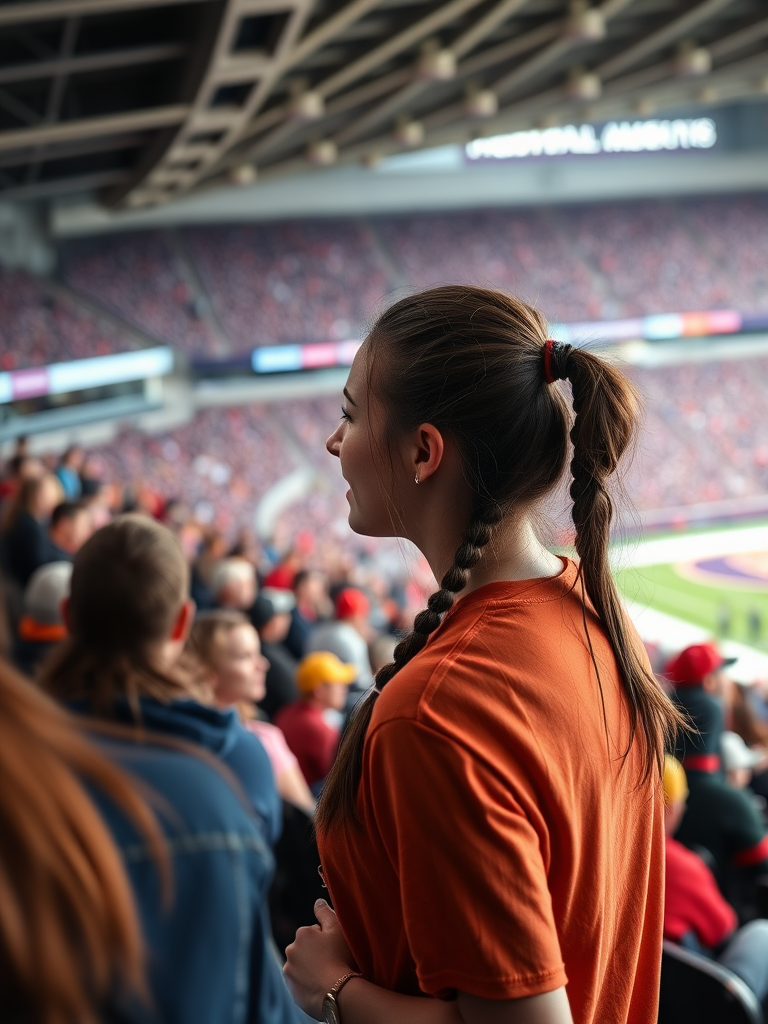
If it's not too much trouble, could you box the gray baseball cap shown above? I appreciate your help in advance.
[24,561,72,626]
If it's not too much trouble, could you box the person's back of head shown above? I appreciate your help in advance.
[1,474,48,532]
[16,562,73,674]
[40,513,192,715]
[251,587,295,644]
[60,444,84,470]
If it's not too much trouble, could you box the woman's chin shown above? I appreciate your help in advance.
[347,511,399,540]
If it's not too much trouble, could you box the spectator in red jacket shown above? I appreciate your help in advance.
[663,755,768,1010]
[275,651,355,789]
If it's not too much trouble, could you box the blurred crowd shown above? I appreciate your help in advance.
[4,194,768,1023]
[48,352,768,555]
[626,355,768,511]
[61,230,221,355]
[5,435,768,1018]
[3,194,768,371]
[0,268,138,371]
[182,222,389,350]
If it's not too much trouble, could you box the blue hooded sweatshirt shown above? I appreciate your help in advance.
[71,697,282,846]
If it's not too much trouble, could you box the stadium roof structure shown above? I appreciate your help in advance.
[0,0,767,210]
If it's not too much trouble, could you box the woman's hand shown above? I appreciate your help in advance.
[284,899,357,1019]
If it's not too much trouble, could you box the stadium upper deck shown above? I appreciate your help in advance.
[0,192,755,367]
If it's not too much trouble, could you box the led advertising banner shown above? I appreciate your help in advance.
[248,308,767,374]
[0,347,174,406]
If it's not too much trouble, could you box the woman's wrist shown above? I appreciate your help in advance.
[333,974,363,1020]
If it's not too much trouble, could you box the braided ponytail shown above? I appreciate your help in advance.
[317,285,684,831]
[316,505,501,830]
[565,347,688,780]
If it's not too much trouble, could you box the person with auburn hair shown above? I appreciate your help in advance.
[41,513,281,847]
[284,286,686,1024]
[0,654,306,1024]
[0,656,159,1024]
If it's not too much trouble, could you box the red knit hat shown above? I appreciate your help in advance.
[335,587,370,621]
[664,642,736,688]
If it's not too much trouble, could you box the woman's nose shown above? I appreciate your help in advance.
[326,427,341,458]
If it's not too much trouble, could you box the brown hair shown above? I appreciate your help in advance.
[1,473,60,532]
[187,610,258,720]
[317,285,686,831]
[188,609,251,668]
[0,657,166,1024]
[41,513,194,717]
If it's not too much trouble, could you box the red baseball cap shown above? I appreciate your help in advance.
[263,564,295,590]
[335,587,370,621]
[664,642,737,688]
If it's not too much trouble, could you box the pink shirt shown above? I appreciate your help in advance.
[246,719,299,779]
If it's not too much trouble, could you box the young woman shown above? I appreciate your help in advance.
[41,513,282,847]
[284,286,685,1024]
[189,608,316,815]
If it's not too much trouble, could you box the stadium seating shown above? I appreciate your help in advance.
[183,221,389,349]
[90,405,297,536]
[0,267,137,370]
[625,356,768,511]
[61,231,221,356]
[79,353,768,544]
[6,195,768,369]
[659,940,763,1024]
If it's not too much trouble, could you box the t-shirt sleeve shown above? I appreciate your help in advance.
[365,718,567,1000]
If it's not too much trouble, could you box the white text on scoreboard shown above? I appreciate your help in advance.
[465,118,717,161]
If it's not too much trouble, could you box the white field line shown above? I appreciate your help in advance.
[624,599,768,684]
[610,524,768,571]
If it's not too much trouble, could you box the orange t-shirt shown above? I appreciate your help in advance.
[318,558,664,1023]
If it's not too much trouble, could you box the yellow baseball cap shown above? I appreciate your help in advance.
[662,755,689,806]
[296,651,357,693]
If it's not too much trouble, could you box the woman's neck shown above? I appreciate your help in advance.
[424,517,562,599]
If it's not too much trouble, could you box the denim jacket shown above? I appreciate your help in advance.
[71,696,283,846]
[93,736,309,1024]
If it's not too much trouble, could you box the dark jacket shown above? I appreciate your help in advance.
[258,642,299,721]
[72,698,282,847]
[672,686,768,882]
[0,509,47,588]
[90,735,308,1024]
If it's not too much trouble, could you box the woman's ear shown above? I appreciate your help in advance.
[412,423,445,483]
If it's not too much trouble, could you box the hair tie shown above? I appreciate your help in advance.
[543,338,557,385]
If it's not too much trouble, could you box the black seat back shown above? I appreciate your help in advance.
[269,802,326,954]
[660,941,763,1024]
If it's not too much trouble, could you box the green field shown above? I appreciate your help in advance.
[615,561,768,649]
